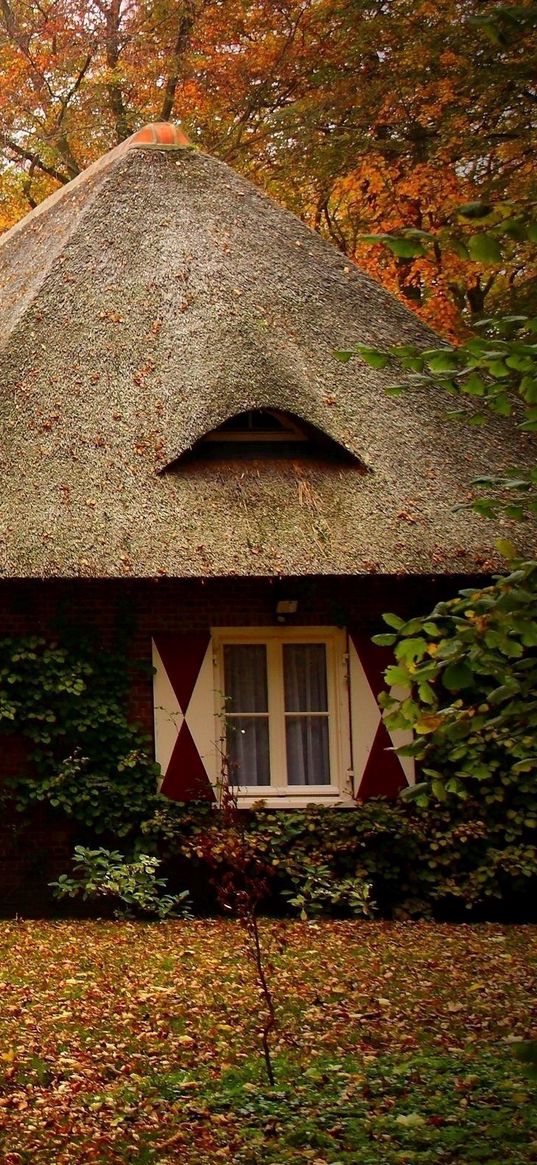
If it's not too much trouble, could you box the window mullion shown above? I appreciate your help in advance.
[267,640,286,788]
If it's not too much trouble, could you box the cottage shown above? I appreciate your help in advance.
[0,122,532,820]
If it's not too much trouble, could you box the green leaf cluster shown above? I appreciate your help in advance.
[377,561,537,853]
[345,318,537,518]
[51,845,190,918]
[359,203,536,269]
[348,210,537,520]
[0,635,161,837]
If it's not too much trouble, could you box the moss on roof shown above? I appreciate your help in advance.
[0,136,534,578]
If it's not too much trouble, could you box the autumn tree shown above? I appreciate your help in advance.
[334,2,537,842]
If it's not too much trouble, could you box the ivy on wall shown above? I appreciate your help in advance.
[0,635,160,837]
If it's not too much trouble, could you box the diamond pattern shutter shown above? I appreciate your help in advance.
[152,633,217,801]
[348,631,414,799]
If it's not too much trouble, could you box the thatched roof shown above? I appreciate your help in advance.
[0,123,534,579]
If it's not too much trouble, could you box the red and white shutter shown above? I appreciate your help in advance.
[348,631,414,799]
[152,633,218,802]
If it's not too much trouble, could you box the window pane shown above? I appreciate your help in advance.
[227,717,270,786]
[286,716,330,785]
[224,644,268,712]
[283,644,328,712]
[218,410,287,433]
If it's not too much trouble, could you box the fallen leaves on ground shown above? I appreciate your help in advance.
[0,920,535,1163]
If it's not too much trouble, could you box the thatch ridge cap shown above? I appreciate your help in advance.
[0,122,192,255]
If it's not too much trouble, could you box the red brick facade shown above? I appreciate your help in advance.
[0,574,473,915]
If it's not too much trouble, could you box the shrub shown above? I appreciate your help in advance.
[51,845,190,918]
[148,798,537,919]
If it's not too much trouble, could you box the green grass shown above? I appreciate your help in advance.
[126,1048,536,1164]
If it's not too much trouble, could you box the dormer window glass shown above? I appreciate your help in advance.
[201,409,308,445]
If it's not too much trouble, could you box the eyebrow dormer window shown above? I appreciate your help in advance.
[202,409,308,444]
[175,409,361,465]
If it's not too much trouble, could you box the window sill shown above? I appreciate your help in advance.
[228,790,356,810]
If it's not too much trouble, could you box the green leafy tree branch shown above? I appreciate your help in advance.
[375,561,537,816]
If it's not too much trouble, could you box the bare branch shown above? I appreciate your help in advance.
[56,51,94,125]
[53,134,80,178]
[21,161,37,208]
[159,1,196,122]
[0,134,69,184]
[321,200,348,254]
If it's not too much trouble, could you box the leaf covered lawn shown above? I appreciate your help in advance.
[0,921,536,1164]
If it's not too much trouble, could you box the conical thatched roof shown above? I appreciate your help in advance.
[0,123,534,578]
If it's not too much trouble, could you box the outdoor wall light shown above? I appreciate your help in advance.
[275,599,298,622]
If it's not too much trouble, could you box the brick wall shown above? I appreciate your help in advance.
[0,573,478,915]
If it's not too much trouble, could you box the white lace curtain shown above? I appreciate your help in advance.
[224,645,270,785]
[284,644,330,786]
[223,642,330,786]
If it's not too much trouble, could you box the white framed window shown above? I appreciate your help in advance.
[212,627,354,806]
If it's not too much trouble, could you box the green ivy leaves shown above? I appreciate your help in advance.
[0,635,161,837]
